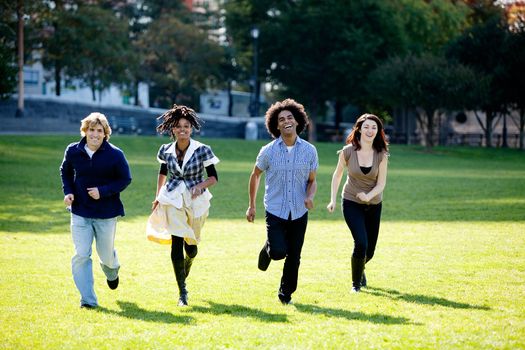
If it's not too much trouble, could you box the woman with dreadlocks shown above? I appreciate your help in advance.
[146,104,219,306]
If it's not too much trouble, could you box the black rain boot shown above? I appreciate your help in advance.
[361,256,368,288]
[361,271,367,288]
[172,259,188,306]
[184,255,195,278]
[351,256,366,293]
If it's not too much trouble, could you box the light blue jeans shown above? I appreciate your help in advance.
[71,214,120,306]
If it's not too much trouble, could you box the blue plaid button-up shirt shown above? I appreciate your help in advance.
[256,136,318,220]
[157,139,219,192]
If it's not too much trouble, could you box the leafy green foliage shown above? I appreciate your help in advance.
[0,43,17,99]
[446,14,509,147]
[138,13,225,108]
[367,54,482,148]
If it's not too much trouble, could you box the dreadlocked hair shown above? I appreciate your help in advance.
[156,104,203,138]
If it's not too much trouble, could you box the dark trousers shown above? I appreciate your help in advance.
[171,236,198,263]
[265,211,308,301]
[342,199,382,261]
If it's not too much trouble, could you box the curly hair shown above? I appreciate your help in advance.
[265,98,309,138]
[156,104,202,138]
[345,113,389,152]
[80,112,112,141]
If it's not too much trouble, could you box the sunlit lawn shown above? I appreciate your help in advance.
[1,135,524,349]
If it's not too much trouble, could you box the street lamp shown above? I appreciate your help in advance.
[250,26,260,117]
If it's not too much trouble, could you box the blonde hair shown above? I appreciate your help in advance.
[80,112,112,140]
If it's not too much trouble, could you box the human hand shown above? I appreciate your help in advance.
[152,199,159,211]
[87,187,100,200]
[64,194,74,206]
[326,201,335,213]
[246,207,256,222]
[191,186,203,199]
[304,198,314,210]
[356,192,369,203]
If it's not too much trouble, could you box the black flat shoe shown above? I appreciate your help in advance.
[258,245,271,271]
[278,293,293,305]
[107,277,119,290]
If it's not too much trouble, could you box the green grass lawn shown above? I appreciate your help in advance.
[1,135,524,349]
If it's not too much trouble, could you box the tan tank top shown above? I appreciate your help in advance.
[342,145,386,205]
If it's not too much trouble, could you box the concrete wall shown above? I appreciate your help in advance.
[0,97,270,140]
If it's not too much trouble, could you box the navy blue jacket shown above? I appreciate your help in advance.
[60,138,132,219]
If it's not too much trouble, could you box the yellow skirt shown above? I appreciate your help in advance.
[146,203,208,245]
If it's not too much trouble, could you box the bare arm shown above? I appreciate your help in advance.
[357,156,388,203]
[326,151,346,213]
[304,170,317,210]
[151,174,167,210]
[246,165,263,222]
[191,176,217,199]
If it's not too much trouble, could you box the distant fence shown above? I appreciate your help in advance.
[447,132,522,148]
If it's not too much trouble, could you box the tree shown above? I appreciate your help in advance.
[225,0,410,140]
[447,12,508,147]
[397,0,471,54]
[503,20,525,150]
[0,1,17,100]
[40,0,74,97]
[138,13,224,108]
[224,0,471,140]
[367,54,483,149]
[57,6,129,101]
[0,0,47,100]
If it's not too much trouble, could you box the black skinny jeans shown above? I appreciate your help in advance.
[342,199,382,261]
[171,235,198,263]
[265,211,308,301]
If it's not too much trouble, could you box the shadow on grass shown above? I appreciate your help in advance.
[189,301,288,323]
[364,286,491,310]
[96,301,193,324]
[294,303,417,325]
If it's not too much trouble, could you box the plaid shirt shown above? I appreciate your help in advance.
[157,139,219,192]
[256,136,318,220]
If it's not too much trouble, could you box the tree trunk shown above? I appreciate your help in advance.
[520,108,525,150]
[485,110,494,148]
[502,113,508,148]
[16,0,24,118]
[403,107,410,145]
[307,98,318,142]
[227,79,233,117]
[134,80,139,106]
[55,63,61,96]
[91,80,96,101]
[425,108,435,149]
[415,110,426,147]
[334,100,342,130]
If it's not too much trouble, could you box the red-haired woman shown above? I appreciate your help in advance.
[327,114,389,292]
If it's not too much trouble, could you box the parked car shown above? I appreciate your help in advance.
[109,116,142,135]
